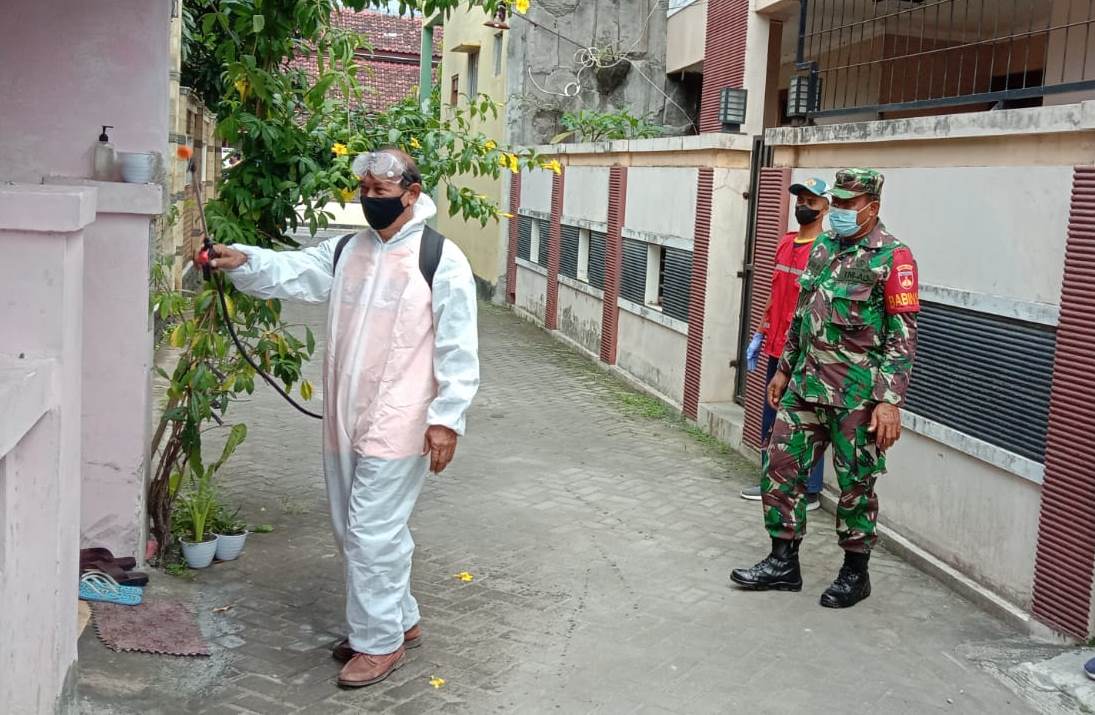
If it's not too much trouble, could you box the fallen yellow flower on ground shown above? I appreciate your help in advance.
[430,676,446,689]
[454,571,474,582]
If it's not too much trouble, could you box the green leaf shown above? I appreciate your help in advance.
[550,130,575,144]
[305,327,316,355]
[211,423,248,475]
[169,323,186,348]
[252,14,265,33]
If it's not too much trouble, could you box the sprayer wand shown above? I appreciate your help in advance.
[185,153,323,421]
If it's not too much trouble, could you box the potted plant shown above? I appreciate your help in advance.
[213,505,249,561]
[169,424,247,569]
[175,468,218,569]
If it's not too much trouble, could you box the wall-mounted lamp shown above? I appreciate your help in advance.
[719,87,747,132]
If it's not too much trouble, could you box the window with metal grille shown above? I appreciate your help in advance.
[517,216,533,260]
[467,50,479,101]
[560,225,580,279]
[661,247,692,323]
[620,238,647,304]
[537,219,549,266]
[904,301,1055,463]
[588,231,606,290]
[577,228,591,281]
[790,0,1095,119]
[645,244,665,308]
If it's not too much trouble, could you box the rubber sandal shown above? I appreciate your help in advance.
[81,559,149,587]
[79,571,143,606]
[80,548,137,572]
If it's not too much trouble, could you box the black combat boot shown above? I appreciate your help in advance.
[730,538,802,591]
[819,550,871,608]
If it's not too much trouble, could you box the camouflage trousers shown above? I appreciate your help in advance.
[762,391,886,553]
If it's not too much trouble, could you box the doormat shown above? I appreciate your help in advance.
[91,600,210,657]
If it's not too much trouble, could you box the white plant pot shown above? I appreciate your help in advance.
[213,532,248,561]
[180,537,218,569]
[119,152,155,183]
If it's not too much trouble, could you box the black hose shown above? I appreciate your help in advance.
[187,155,323,422]
[212,271,324,420]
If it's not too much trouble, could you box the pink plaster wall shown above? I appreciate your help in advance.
[80,213,154,559]
[0,213,86,713]
[0,1,171,183]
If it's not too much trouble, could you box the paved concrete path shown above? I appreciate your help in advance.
[80,268,1052,714]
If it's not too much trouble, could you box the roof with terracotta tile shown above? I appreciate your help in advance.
[289,10,441,112]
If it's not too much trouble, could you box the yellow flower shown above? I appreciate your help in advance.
[507,153,520,173]
[331,143,349,156]
[234,78,250,100]
[500,212,515,219]
[429,676,446,689]
[514,0,530,14]
[409,137,421,149]
[498,154,509,168]
[454,571,474,582]
[541,158,562,175]
[484,140,497,151]
[338,188,356,202]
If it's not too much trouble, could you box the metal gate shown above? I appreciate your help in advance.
[733,136,774,403]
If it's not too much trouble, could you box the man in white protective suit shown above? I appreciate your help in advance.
[201,149,479,688]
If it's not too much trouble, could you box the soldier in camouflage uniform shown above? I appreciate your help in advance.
[730,168,920,609]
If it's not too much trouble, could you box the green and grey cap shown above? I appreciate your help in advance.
[789,176,830,198]
[830,168,884,199]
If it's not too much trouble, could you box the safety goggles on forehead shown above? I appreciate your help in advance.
[352,152,408,183]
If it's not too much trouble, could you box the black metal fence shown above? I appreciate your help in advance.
[793,0,1095,118]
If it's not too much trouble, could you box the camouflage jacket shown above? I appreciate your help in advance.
[777,222,919,408]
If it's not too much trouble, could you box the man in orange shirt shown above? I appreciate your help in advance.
[741,177,831,509]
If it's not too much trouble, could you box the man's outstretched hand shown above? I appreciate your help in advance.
[423,425,458,474]
[195,243,247,271]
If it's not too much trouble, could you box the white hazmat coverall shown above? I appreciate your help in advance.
[225,194,479,654]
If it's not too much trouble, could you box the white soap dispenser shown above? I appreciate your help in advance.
[93,125,116,180]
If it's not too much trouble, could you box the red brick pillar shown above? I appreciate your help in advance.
[600,166,627,365]
[683,168,714,420]
[743,167,791,448]
[699,0,750,133]
[545,168,564,330]
[506,172,521,305]
[1031,165,1095,639]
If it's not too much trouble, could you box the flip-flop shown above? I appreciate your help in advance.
[79,571,143,606]
[80,548,137,571]
[81,559,149,587]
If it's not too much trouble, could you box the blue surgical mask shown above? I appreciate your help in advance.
[828,205,869,238]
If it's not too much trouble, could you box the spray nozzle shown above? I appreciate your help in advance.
[98,125,113,142]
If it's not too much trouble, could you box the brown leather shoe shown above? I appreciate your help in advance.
[337,649,405,688]
[332,625,422,662]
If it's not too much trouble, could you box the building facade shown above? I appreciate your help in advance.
[504,0,1095,640]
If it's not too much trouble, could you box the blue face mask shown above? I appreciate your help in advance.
[828,205,871,238]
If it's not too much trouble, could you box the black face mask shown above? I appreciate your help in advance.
[361,193,407,230]
[795,204,822,226]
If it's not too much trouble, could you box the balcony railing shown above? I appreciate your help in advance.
[790,0,1095,118]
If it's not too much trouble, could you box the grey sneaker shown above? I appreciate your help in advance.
[740,484,762,501]
[806,493,821,511]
